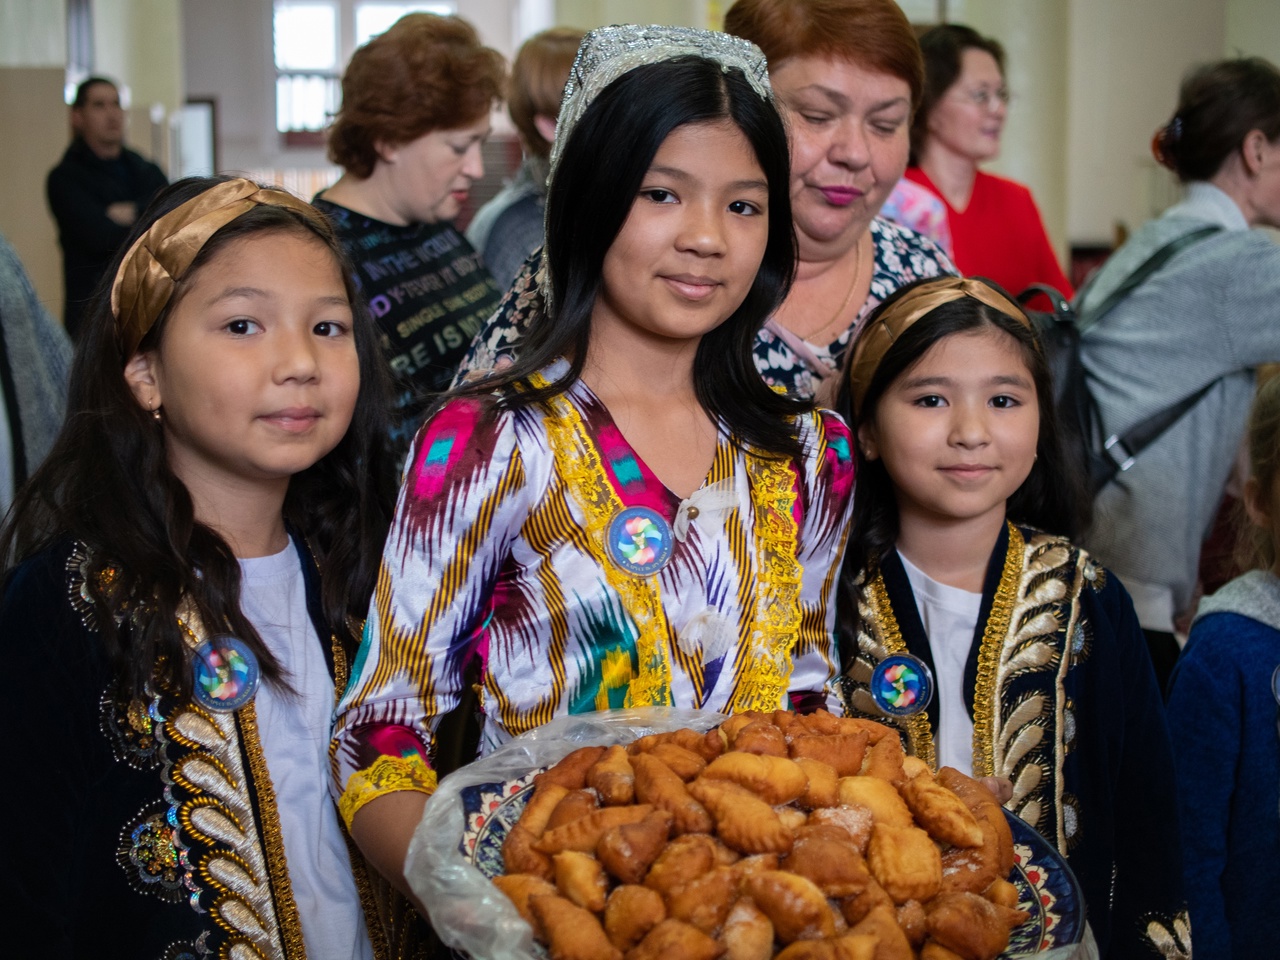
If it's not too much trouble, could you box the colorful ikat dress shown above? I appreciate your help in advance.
[331,363,855,825]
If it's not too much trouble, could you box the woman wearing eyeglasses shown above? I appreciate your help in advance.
[895,24,1073,299]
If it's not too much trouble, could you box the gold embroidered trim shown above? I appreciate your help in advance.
[531,372,805,713]
[865,565,936,769]
[534,375,674,707]
[729,449,802,712]
[237,699,307,959]
[1144,909,1192,960]
[971,523,1026,777]
[174,608,296,959]
[338,754,439,831]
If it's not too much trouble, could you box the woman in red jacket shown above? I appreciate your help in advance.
[900,24,1073,300]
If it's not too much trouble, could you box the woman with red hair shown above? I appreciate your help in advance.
[460,0,956,404]
[316,13,506,454]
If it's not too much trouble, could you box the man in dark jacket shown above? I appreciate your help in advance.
[46,77,168,338]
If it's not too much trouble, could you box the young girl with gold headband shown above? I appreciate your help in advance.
[836,276,1188,959]
[0,177,404,958]
[331,25,855,892]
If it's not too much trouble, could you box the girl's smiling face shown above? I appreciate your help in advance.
[860,326,1039,534]
[125,228,361,500]
[591,119,771,346]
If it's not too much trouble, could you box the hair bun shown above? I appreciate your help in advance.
[1151,115,1182,170]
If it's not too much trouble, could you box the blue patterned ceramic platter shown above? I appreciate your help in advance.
[456,768,1084,958]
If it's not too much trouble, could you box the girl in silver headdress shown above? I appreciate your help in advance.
[331,25,856,892]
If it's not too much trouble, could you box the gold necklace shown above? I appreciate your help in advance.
[808,236,865,344]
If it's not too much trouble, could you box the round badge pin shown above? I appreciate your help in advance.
[606,506,674,577]
[191,635,260,713]
[1272,663,1280,705]
[870,653,934,717]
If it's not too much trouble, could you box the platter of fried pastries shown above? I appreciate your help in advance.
[432,709,1084,960]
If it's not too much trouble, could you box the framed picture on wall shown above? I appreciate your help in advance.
[177,98,218,178]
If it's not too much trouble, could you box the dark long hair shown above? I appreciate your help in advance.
[835,278,1090,637]
[0,176,396,699]
[458,55,807,460]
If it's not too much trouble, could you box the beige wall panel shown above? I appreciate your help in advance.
[0,66,71,317]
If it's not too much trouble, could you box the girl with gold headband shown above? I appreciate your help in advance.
[0,176,412,958]
[331,25,855,894]
[835,275,1189,959]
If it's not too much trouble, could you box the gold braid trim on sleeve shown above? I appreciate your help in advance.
[338,755,439,831]
[970,523,1026,778]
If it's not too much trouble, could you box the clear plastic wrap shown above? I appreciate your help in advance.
[403,707,1095,960]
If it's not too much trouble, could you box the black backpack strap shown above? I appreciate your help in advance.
[1088,224,1224,488]
[1085,224,1221,326]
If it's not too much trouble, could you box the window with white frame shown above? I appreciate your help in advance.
[273,0,457,138]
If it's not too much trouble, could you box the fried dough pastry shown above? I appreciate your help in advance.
[743,870,837,943]
[537,746,608,792]
[650,743,708,781]
[836,777,912,829]
[925,891,1030,960]
[605,884,667,953]
[644,834,720,895]
[847,903,914,960]
[838,877,894,926]
[703,752,809,805]
[687,778,794,855]
[859,736,906,785]
[902,756,931,781]
[782,831,872,897]
[866,822,942,903]
[794,758,839,810]
[666,865,739,934]
[633,728,723,761]
[529,892,623,960]
[900,776,984,849]
[553,850,609,912]
[776,807,808,832]
[491,873,557,930]
[774,934,876,960]
[807,804,874,851]
[733,720,790,757]
[545,788,600,833]
[938,829,1001,897]
[791,709,842,736]
[598,809,675,884]
[589,745,637,806]
[627,918,724,960]
[520,782,571,837]
[730,853,781,880]
[788,732,870,777]
[503,823,554,881]
[919,943,966,960]
[632,753,715,835]
[720,897,774,960]
[983,878,1020,909]
[719,712,769,744]
[935,768,1013,874]
[536,804,656,855]
[896,899,927,949]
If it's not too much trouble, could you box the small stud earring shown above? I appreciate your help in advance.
[150,404,162,422]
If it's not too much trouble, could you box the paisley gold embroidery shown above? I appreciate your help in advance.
[1143,910,1192,960]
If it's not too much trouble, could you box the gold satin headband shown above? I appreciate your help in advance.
[111,178,332,359]
[848,277,1032,417]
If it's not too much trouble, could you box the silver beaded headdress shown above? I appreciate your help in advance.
[548,24,773,176]
[540,24,774,307]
